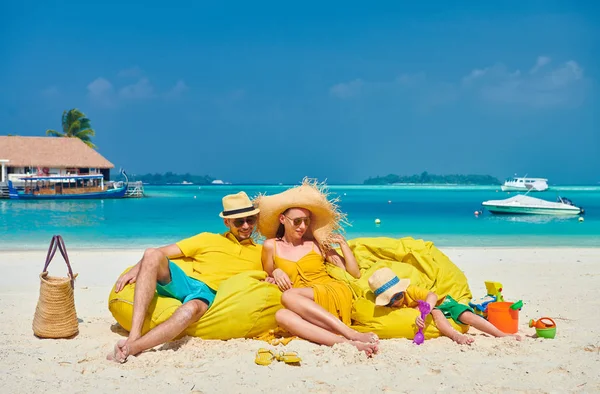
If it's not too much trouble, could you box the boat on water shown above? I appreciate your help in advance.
[482,194,583,215]
[501,176,548,192]
[7,172,128,200]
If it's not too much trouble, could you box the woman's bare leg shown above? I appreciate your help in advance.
[275,309,377,356]
[282,289,378,343]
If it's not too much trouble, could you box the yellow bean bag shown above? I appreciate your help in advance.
[327,237,473,339]
[108,237,472,341]
[108,258,283,339]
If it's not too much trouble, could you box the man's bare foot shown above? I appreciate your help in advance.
[351,331,379,344]
[452,334,475,345]
[350,340,379,357]
[107,339,130,363]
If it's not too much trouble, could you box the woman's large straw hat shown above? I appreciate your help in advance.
[255,178,346,248]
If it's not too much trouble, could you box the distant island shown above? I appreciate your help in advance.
[364,172,501,185]
[119,172,216,185]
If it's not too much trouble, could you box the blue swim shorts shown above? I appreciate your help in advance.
[156,261,217,307]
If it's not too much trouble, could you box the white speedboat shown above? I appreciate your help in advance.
[501,176,548,192]
[482,195,583,215]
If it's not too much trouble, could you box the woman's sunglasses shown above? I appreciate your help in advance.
[284,215,311,227]
[386,292,404,307]
[232,216,258,227]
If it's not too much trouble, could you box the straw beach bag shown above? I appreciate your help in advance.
[32,235,79,339]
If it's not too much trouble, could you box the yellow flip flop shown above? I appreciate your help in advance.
[255,348,275,366]
[275,351,302,365]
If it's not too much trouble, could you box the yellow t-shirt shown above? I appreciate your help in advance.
[176,232,262,291]
[398,285,431,308]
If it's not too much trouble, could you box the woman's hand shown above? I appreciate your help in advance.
[329,234,348,246]
[272,268,293,291]
[115,264,140,293]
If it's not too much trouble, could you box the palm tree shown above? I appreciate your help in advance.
[46,108,97,149]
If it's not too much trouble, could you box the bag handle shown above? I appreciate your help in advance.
[42,235,75,289]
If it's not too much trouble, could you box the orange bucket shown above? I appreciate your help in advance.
[487,302,519,334]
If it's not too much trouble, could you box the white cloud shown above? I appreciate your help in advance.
[165,80,189,99]
[530,56,551,74]
[87,77,115,106]
[87,73,191,107]
[462,57,585,108]
[396,72,426,86]
[462,68,489,84]
[228,89,245,101]
[118,66,143,78]
[330,73,426,100]
[41,86,60,98]
[119,78,156,99]
[329,79,364,99]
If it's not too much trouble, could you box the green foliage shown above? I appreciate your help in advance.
[364,172,501,185]
[46,108,97,149]
[126,172,216,185]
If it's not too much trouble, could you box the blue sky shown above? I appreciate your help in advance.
[1,1,599,184]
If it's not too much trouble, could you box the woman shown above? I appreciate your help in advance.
[256,180,379,356]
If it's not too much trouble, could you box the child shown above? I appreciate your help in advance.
[368,268,521,344]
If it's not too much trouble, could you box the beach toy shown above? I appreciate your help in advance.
[510,300,523,310]
[469,281,504,318]
[529,317,556,339]
[487,300,522,334]
[413,300,431,345]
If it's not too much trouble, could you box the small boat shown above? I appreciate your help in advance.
[482,194,583,215]
[7,172,128,200]
[501,176,548,192]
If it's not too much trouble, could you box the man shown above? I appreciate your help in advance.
[108,191,264,363]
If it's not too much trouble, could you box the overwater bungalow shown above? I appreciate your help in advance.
[0,136,135,199]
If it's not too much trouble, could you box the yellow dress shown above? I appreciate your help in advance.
[273,242,353,325]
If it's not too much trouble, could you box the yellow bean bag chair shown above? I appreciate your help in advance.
[108,237,472,341]
[327,237,473,339]
[108,258,283,339]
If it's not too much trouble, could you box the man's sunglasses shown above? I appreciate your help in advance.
[284,215,311,227]
[386,292,404,307]
[232,216,258,227]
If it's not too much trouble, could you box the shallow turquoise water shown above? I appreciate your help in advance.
[1,185,598,250]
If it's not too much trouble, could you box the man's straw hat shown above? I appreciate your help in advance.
[368,267,411,306]
[254,178,346,248]
[219,191,260,219]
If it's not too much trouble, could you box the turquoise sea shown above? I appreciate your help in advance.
[1,185,599,250]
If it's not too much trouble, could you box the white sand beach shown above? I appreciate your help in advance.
[1,247,599,393]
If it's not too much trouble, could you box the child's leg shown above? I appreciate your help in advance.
[431,309,474,345]
[458,312,521,341]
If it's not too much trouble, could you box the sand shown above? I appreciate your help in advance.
[1,247,599,393]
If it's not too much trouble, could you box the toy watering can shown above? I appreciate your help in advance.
[529,317,556,339]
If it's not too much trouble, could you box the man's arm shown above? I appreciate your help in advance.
[161,243,184,260]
